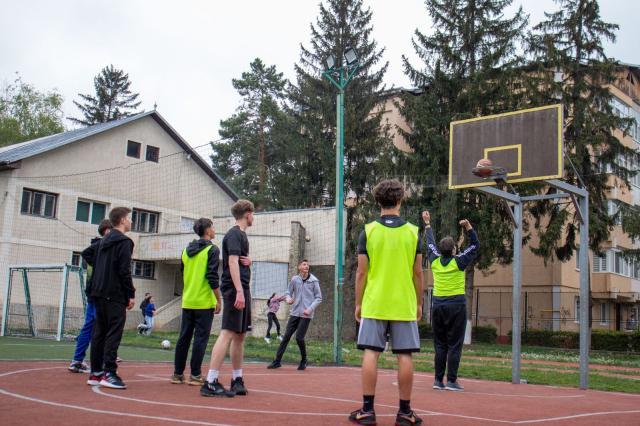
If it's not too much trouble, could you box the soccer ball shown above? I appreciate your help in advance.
[161,339,171,349]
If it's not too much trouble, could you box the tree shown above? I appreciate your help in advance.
[526,0,639,260]
[0,74,65,147]
[211,58,296,209]
[68,65,141,126]
[400,0,529,326]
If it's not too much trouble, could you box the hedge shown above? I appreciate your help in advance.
[418,323,497,344]
[511,329,640,352]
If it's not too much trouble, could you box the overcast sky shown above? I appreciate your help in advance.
[1,0,638,158]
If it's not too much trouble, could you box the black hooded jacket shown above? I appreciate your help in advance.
[81,236,101,299]
[181,239,220,290]
[86,229,135,305]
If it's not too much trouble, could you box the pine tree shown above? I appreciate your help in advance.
[289,0,394,337]
[68,65,141,126]
[211,58,294,209]
[400,0,529,324]
[526,0,639,260]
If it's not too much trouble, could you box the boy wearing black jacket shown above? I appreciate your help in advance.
[87,207,135,389]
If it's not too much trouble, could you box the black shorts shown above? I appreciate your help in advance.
[221,288,252,333]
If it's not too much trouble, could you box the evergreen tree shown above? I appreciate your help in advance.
[400,0,529,323]
[0,75,64,146]
[69,65,141,126]
[211,58,295,209]
[289,0,394,337]
[526,0,639,260]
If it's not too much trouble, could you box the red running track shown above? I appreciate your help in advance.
[1,361,639,425]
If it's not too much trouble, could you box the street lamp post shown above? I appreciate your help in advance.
[322,47,360,364]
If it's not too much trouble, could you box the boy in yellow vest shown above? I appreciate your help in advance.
[422,211,479,392]
[171,218,221,385]
[349,179,424,426]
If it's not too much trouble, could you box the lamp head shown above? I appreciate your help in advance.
[344,46,358,66]
[325,55,336,70]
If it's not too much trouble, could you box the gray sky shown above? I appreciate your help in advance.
[1,0,638,158]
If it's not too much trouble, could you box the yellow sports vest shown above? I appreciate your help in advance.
[181,245,217,309]
[361,221,419,321]
[431,258,465,297]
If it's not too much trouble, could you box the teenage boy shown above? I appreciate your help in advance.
[68,219,113,373]
[172,218,222,386]
[87,207,135,389]
[350,179,424,426]
[201,200,255,398]
[422,211,479,392]
[267,259,322,371]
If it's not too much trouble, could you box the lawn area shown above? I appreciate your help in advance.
[2,332,640,393]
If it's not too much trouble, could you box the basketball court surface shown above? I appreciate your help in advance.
[1,360,639,425]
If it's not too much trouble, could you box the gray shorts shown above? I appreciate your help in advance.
[357,318,420,354]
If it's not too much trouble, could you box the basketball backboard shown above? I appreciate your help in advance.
[448,104,563,189]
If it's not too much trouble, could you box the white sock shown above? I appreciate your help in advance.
[206,369,219,383]
[232,369,243,380]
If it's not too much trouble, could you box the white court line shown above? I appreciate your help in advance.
[513,410,640,424]
[0,388,232,426]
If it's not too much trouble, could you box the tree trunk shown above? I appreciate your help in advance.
[258,121,266,194]
[464,265,475,344]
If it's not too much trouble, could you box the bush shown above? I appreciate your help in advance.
[515,329,640,352]
[472,325,497,343]
[418,322,433,339]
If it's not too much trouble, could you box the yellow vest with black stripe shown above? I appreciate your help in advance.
[181,245,217,309]
[431,257,465,297]
[362,220,418,321]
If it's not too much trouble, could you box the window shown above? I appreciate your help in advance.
[76,200,107,225]
[146,145,160,163]
[574,297,580,323]
[20,188,57,218]
[592,252,607,272]
[132,208,159,233]
[127,140,141,158]
[71,252,87,269]
[600,302,608,325]
[251,262,289,298]
[607,200,622,225]
[575,246,580,270]
[132,260,155,279]
[180,217,196,233]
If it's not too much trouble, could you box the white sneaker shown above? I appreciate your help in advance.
[264,337,271,344]
[277,335,283,342]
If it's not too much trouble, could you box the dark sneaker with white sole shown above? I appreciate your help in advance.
[445,381,464,391]
[395,410,423,426]
[200,380,235,397]
[230,377,248,395]
[87,372,103,386]
[348,408,376,425]
[432,380,445,390]
[100,372,127,389]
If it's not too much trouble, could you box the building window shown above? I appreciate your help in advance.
[127,140,141,158]
[132,208,159,233]
[251,261,289,298]
[600,302,608,325]
[20,188,57,219]
[76,200,107,225]
[575,246,580,271]
[146,145,160,162]
[132,260,155,279]
[71,252,88,269]
[592,252,607,272]
[607,200,622,226]
[180,217,196,233]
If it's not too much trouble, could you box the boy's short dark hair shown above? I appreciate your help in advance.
[109,207,131,227]
[231,199,255,220]
[439,237,455,257]
[193,218,213,237]
[97,219,113,236]
[373,179,405,209]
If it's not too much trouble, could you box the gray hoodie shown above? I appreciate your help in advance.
[285,273,322,319]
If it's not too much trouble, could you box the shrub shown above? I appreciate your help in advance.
[514,329,640,352]
[472,325,497,343]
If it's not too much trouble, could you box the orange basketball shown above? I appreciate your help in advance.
[476,158,492,168]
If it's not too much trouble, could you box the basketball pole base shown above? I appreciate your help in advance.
[464,319,472,345]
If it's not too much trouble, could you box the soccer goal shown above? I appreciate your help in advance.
[1,264,86,341]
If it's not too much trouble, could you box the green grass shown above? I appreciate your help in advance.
[2,333,640,393]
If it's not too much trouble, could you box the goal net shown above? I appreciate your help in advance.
[1,264,86,341]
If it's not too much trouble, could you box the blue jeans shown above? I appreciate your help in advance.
[73,301,96,362]
[144,315,154,335]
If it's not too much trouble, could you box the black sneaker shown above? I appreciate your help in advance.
[297,359,307,371]
[68,361,89,373]
[348,408,376,425]
[99,372,126,389]
[87,372,103,386]
[395,410,423,426]
[230,377,248,395]
[445,381,464,391]
[432,380,445,390]
[200,380,235,398]
[266,360,281,369]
